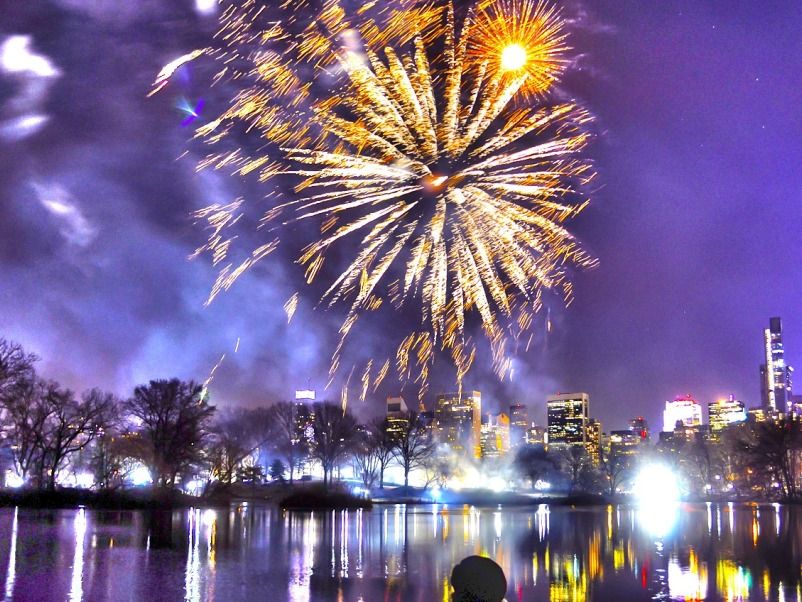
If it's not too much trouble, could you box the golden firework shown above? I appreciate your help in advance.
[185,0,595,402]
[469,0,569,96]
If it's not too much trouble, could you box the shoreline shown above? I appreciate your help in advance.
[0,486,796,511]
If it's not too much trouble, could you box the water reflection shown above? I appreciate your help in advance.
[3,508,16,602]
[0,503,799,601]
[69,508,86,602]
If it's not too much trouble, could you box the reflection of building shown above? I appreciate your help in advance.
[434,391,482,458]
[526,425,546,445]
[547,393,590,447]
[760,317,793,412]
[663,395,703,432]
[708,395,746,436]
[585,419,601,464]
[509,403,530,447]
[480,413,511,458]
[386,396,410,437]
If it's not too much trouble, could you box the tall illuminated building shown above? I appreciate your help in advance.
[434,391,482,458]
[546,393,590,447]
[708,395,746,435]
[663,394,702,432]
[480,412,511,458]
[760,317,793,413]
[509,403,530,447]
[386,396,410,437]
[629,416,650,441]
[585,418,601,464]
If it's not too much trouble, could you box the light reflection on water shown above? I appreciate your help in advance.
[0,503,799,601]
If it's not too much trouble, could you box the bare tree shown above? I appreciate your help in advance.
[38,386,116,490]
[266,402,311,484]
[124,379,215,489]
[598,447,631,497]
[558,446,591,493]
[208,408,267,485]
[514,444,558,491]
[352,427,382,490]
[737,417,802,500]
[310,402,357,489]
[370,417,396,488]
[0,338,37,399]
[392,412,435,489]
[0,376,49,484]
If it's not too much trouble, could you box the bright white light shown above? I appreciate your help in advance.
[75,473,94,489]
[488,477,506,493]
[5,471,24,489]
[635,464,680,504]
[202,509,217,528]
[501,44,528,71]
[184,479,204,495]
[429,487,442,501]
[534,479,551,491]
[129,465,152,486]
[194,0,217,15]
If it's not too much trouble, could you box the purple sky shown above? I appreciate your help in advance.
[1,0,800,432]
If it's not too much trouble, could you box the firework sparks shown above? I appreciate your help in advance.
[188,0,596,402]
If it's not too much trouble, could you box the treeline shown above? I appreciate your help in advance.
[0,338,435,493]
[512,418,802,501]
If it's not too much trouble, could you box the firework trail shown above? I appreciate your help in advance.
[174,0,597,403]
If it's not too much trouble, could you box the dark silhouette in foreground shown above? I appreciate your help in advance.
[451,555,507,602]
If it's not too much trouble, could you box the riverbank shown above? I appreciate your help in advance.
[0,487,222,510]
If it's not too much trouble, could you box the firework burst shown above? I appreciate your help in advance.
[181,0,597,403]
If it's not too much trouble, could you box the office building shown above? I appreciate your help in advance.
[663,394,703,432]
[609,430,643,456]
[480,412,511,458]
[526,425,546,445]
[629,416,650,441]
[509,403,530,447]
[386,396,410,437]
[547,393,590,446]
[585,418,601,464]
[760,317,793,412]
[708,395,746,435]
[434,391,482,458]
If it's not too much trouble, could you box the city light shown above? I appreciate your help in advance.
[634,464,681,504]
[4,471,23,489]
[129,465,152,487]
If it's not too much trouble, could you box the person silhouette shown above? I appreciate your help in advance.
[450,555,508,602]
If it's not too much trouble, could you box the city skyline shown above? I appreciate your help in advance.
[1,1,801,435]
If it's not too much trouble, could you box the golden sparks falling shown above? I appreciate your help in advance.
[180,0,597,405]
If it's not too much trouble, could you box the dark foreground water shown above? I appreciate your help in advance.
[0,502,799,601]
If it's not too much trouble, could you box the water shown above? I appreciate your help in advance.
[0,502,799,601]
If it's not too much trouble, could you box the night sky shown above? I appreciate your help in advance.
[1,0,800,433]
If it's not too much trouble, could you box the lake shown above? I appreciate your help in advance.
[0,502,799,601]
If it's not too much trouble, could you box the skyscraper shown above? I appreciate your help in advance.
[434,391,482,458]
[662,395,703,432]
[546,393,590,446]
[629,416,650,442]
[386,396,410,437]
[480,412,511,458]
[708,394,746,436]
[585,418,601,464]
[760,317,793,413]
[509,403,530,447]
